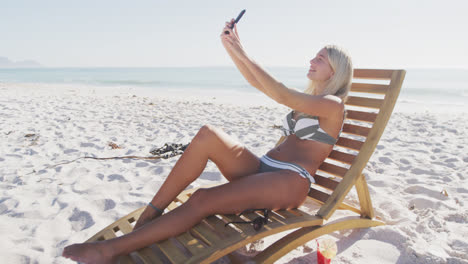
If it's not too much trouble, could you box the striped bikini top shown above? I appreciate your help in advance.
[281,110,344,145]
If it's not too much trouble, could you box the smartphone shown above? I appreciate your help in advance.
[225,9,246,34]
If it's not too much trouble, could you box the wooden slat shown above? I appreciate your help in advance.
[353,69,394,79]
[203,215,239,238]
[166,201,180,211]
[336,137,364,151]
[317,70,406,219]
[221,214,257,236]
[346,96,384,109]
[114,222,132,235]
[191,222,220,246]
[103,224,135,264]
[318,162,348,178]
[338,202,362,215]
[240,211,266,221]
[268,209,318,226]
[235,210,282,230]
[118,256,136,264]
[314,175,339,190]
[156,238,189,264]
[351,82,389,94]
[175,193,191,203]
[328,150,356,165]
[307,188,330,203]
[343,124,371,137]
[191,215,323,264]
[176,232,207,256]
[270,209,297,220]
[102,229,117,240]
[134,249,164,264]
[346,110,378,123]
[117,221,163,264]
[286,208,305,217]
[267,211,288,225]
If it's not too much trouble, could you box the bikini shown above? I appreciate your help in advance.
[258,110,345,185]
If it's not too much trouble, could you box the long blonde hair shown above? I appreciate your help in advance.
[304,45,353,102]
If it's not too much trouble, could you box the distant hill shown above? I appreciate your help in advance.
[0,56,43,68]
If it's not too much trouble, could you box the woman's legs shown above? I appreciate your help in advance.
[147,124,260,214]
[63,170,310,263]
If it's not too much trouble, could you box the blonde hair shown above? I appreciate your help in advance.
[304,45,353,102]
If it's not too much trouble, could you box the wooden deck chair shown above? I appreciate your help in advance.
[85,69,406,263]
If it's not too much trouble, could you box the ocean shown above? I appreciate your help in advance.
[0,67,467,112]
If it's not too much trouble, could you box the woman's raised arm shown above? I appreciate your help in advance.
[220,20,292,103]
[220,20,265,92]
[221,24,343,118]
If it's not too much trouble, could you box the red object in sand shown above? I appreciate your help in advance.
[316,239,337,264]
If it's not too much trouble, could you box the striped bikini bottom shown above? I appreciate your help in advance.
[258,155,315,185]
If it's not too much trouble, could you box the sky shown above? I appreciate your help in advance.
[1,0,467,68]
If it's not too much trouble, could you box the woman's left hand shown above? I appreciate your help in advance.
[220,19,248,60]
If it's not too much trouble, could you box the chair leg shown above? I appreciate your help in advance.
[252,217,384,264]
[355,174,375,219]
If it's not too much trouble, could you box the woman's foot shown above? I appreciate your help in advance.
[62,241,117,264]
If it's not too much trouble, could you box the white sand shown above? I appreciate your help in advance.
[0,83,467,264]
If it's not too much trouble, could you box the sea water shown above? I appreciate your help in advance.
[0,67,466,112]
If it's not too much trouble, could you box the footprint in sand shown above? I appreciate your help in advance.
[0,198,19,214]
[444,158,459,163]
[378,156,393,165]
[6,154,22,159]
[410,168,437,176]
[64,149,79,154]
[405,178,420,184]
[51,197,68,210]
[136,162,149,168]
[108,174,128,182]
[444,212,467,223]
[80,142,97,148]
[404,185,449,201]
[368,180,386,187]
[400,158,410,165]
[432,148,442,153]
[94,199,116,211]
[151,167,164,175]
[68,208,95,231]
[408,197,441,210]
[432,161,456,169]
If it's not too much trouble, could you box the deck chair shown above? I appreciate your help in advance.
[85,69,406,263]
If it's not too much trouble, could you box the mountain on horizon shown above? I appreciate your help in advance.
[0,56,43,68]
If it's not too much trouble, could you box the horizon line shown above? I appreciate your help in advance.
[1,65,468,70]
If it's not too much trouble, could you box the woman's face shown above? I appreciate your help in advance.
[307,48,334,82]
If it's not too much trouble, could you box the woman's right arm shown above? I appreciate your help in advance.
[221,20,265,92]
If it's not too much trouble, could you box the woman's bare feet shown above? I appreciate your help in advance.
[62,241,117,264]
[133,206,162,230]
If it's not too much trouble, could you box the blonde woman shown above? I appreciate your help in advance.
[62,18,353,263]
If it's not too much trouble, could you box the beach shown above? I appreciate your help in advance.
[0,83,467,264]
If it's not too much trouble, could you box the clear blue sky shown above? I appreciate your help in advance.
[1,0,467,68]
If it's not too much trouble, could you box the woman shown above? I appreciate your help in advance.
[62,18,352,263]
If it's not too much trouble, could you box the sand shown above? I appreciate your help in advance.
[0,83,467,263]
